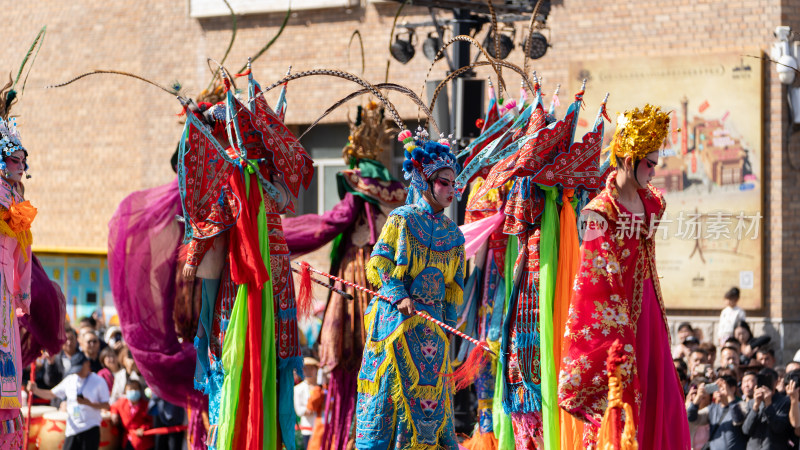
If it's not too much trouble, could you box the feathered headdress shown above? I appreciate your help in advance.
[342,100,398,166]
[400,127,459,201]
[604,104,670,167]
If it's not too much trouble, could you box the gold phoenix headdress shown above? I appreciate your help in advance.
[604,104,670,167]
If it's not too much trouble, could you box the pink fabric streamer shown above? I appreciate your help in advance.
[458,211,505,260]
[107,179,207,449]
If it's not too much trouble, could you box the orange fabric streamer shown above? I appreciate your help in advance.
[554,190,584,448]
[461,431,499,450]
[307,386,325,414]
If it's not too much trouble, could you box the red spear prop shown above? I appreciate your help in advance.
[294,261,494,390]
[24,362,35,449]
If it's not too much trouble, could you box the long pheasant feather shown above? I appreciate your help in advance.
[14,26,47,95]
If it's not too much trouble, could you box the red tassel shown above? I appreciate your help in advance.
[296,261,315,319]
[235,68,252,78]
[444,346,490,391]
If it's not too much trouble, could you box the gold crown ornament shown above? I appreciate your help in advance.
[604,104,671,167]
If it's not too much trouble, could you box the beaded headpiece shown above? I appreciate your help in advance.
[0,118,23,157]
[399,127,459,195]
[342,101,397,166]
[0,118,27,174]
[604,104,670,167]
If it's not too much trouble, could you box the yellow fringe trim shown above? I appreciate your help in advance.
[0,222,32,262]
[0,396,20,409]
[366,214,464,306]
[359,312,456,449]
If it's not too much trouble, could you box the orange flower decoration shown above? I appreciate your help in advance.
[3,200,37,233]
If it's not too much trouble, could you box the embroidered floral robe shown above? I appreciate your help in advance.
[0,179,35,447]
[355,197,464,450]
[558,172,690,448]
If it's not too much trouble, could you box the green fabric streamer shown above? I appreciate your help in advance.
[329,232,345,270]
[493,234,517,449]
[217,285,249,449]
[256,177,278,450]
[538,185,560,449]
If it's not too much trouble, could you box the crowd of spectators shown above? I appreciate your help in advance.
[675,287,800,450]
[28,314,185,450]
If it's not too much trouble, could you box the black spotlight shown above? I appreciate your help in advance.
[486,30,515,60]
[390,29,416,64]
[422,32,444,62]
[523,32,549,59]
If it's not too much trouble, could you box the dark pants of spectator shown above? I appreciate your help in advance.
[63,426,100,450]
[154,432,183,450]
[302,434,311,449]
[153,414,184,450]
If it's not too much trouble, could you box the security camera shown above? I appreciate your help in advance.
[777,55,797,85]
[776,26,792,42]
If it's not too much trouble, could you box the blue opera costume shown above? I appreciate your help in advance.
[355,137,465,450]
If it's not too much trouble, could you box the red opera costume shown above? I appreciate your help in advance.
[558,105,691,449]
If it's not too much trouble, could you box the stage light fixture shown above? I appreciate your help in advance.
[523,32,549,59]
[422,32,445,62]
[390,29,416,64]
[486,28,515,60]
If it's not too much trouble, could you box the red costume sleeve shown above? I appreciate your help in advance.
[185,238,211,268]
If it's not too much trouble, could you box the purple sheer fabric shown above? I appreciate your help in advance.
[19,255,67,366]
[283,193,361,256]
[107,179,207,448]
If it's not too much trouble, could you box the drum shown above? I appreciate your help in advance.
[99,410,120,450]
[37,411,67,450]
[22,405,56,450]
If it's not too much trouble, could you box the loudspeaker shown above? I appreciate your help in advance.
[455,78,485,140]
[426,80,450,138]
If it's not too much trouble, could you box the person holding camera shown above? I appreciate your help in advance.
[27,352,110,450]
[742,369,794,449]
[686,378,713,449]
[786,370,800,443]
[687,374,746,449]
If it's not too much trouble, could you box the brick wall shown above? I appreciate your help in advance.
[3,0,799,353]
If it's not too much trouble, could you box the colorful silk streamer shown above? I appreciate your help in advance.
[217,282,248,449]
[538,185,560,449]
[493,235,517,449]
[256,181,278,450]
[554,190,584,448]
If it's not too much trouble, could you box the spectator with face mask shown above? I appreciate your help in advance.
[111,379,153,450]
